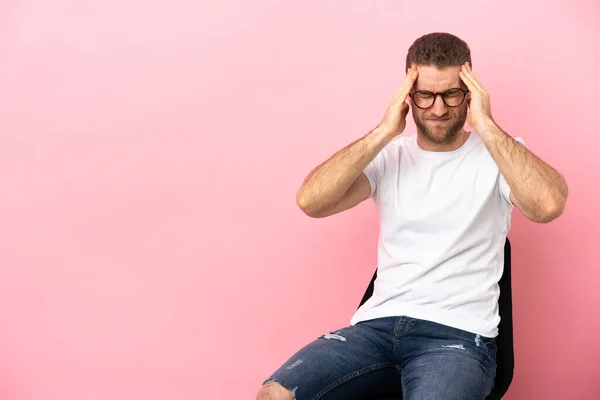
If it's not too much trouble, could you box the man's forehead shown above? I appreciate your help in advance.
[414,65,462,91]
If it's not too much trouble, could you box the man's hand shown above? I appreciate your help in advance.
[459,62,495,135]
[376,65,419,138]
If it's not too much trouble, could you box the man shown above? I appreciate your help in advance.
[256,32,568,400]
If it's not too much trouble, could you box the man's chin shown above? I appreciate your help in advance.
[422,129,455,144]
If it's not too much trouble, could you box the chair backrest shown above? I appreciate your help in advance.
[357,238,514,400]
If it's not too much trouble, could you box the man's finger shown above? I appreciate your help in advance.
[459,69,477,92]
[461,63,484,93]
[393,66,418,103]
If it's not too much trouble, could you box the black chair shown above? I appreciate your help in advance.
[357,238,514,400]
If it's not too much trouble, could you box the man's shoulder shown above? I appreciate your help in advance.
[373,134,413,166]
[390,133,415,146]
[382,134,414,154]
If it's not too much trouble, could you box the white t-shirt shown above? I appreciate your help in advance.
[350,132,523,338]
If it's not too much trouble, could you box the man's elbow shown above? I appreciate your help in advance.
[296,190,322,218]
[537,193,567,223]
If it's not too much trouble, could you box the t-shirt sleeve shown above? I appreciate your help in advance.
[499,136,525,205]
[363,148,386,199]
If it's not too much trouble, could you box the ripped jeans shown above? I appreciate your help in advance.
[262,316,496,400]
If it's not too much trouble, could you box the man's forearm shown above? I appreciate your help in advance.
[478,120,568,222]
[296,127,393,215]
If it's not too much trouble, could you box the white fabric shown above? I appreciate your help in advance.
[350,132,524,337]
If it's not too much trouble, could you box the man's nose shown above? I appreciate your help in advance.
[429,94,448,117]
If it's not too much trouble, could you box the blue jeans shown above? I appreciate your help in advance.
[263,316,497,400]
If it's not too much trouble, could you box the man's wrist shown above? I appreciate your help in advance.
[369,126,397,144]
[476,118,502,140]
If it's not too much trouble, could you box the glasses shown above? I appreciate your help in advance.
[409,88,469,109]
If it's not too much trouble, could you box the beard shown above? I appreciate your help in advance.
[413,107,468,144]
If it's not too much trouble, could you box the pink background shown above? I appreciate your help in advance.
[0,1,598,399]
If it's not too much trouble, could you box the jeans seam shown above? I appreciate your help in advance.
[400,365,407,400]
[481,340,497,365]
[393,317,421,355]
[312,362,395,400]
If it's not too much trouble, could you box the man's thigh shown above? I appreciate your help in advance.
[400,320,497,400]
[262,319,401,400]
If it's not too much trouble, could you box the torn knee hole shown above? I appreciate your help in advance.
[441,344,466,350]
[320,333,347,342]
[261,380,297,399]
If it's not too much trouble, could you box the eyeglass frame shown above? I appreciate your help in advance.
[408,88,470,110]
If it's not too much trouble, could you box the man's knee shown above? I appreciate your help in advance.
[256,380,295,400]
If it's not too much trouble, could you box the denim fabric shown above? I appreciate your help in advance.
[263,316,496,400]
